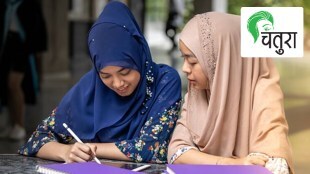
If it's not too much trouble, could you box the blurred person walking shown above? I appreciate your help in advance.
[165,0,185,52]
[0,0,47,140]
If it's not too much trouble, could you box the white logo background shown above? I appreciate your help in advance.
[241,7,304,58]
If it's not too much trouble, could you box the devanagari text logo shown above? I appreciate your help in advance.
[241,7,303,58]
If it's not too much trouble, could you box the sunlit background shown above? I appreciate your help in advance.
[0,0,309,173]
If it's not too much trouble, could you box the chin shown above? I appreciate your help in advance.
[117,93,129,97]
[117,90,133,97]
[192,85,207,90]
[191,84,201,89]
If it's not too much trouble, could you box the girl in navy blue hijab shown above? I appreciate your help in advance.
[19,1,181,163]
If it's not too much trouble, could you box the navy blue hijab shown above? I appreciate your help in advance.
[54,1,164,141]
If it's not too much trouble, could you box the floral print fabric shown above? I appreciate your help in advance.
[19,101,181,163]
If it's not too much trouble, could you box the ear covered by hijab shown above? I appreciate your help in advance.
[169,12,293,172]
[53,1,160,141]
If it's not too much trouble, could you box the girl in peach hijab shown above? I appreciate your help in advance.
[168,12,294,174]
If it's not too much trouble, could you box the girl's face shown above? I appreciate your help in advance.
[99,66,140,96]
[179,41,209,90]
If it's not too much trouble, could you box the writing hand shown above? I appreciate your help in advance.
[64,142,98,163]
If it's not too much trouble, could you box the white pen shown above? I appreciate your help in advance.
[131,164,151,172]
[63,123,101,164]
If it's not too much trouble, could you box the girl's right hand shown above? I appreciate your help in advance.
[63,142,97,163]
[241,154,269,166]
[220,153,269,166]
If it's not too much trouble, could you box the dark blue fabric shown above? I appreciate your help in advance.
[54,1,180,142]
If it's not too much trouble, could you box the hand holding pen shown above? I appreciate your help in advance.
[63,123,101,164]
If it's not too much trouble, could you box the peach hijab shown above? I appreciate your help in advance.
[168,12,293,172]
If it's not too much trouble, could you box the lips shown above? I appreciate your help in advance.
[187,78,195,82]
[116,86,128,93]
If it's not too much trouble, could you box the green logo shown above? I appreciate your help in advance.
[247,11,274,43]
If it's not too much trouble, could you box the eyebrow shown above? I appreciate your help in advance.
[100,67,127,74]
[181,53,196,58]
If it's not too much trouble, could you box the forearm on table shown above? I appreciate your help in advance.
[93,143,132,161]
[36,141,71,162]
[174,149,241,165]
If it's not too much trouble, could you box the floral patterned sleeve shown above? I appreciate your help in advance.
[18,108,73,156]
[249,153,289,174]
[115,100,181,164]
[169,146,197,164]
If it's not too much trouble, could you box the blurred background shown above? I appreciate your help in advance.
[0,0,309,173]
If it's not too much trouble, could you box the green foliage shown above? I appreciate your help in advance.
[183,0,195,24]
[145,0,194,30]
[146,0,167,21]
[228,0,310,29]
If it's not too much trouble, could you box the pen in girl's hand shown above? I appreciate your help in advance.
[63,123,101,164]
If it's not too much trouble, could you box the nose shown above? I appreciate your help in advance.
[182,61,191,74]
[112,77,124,89]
